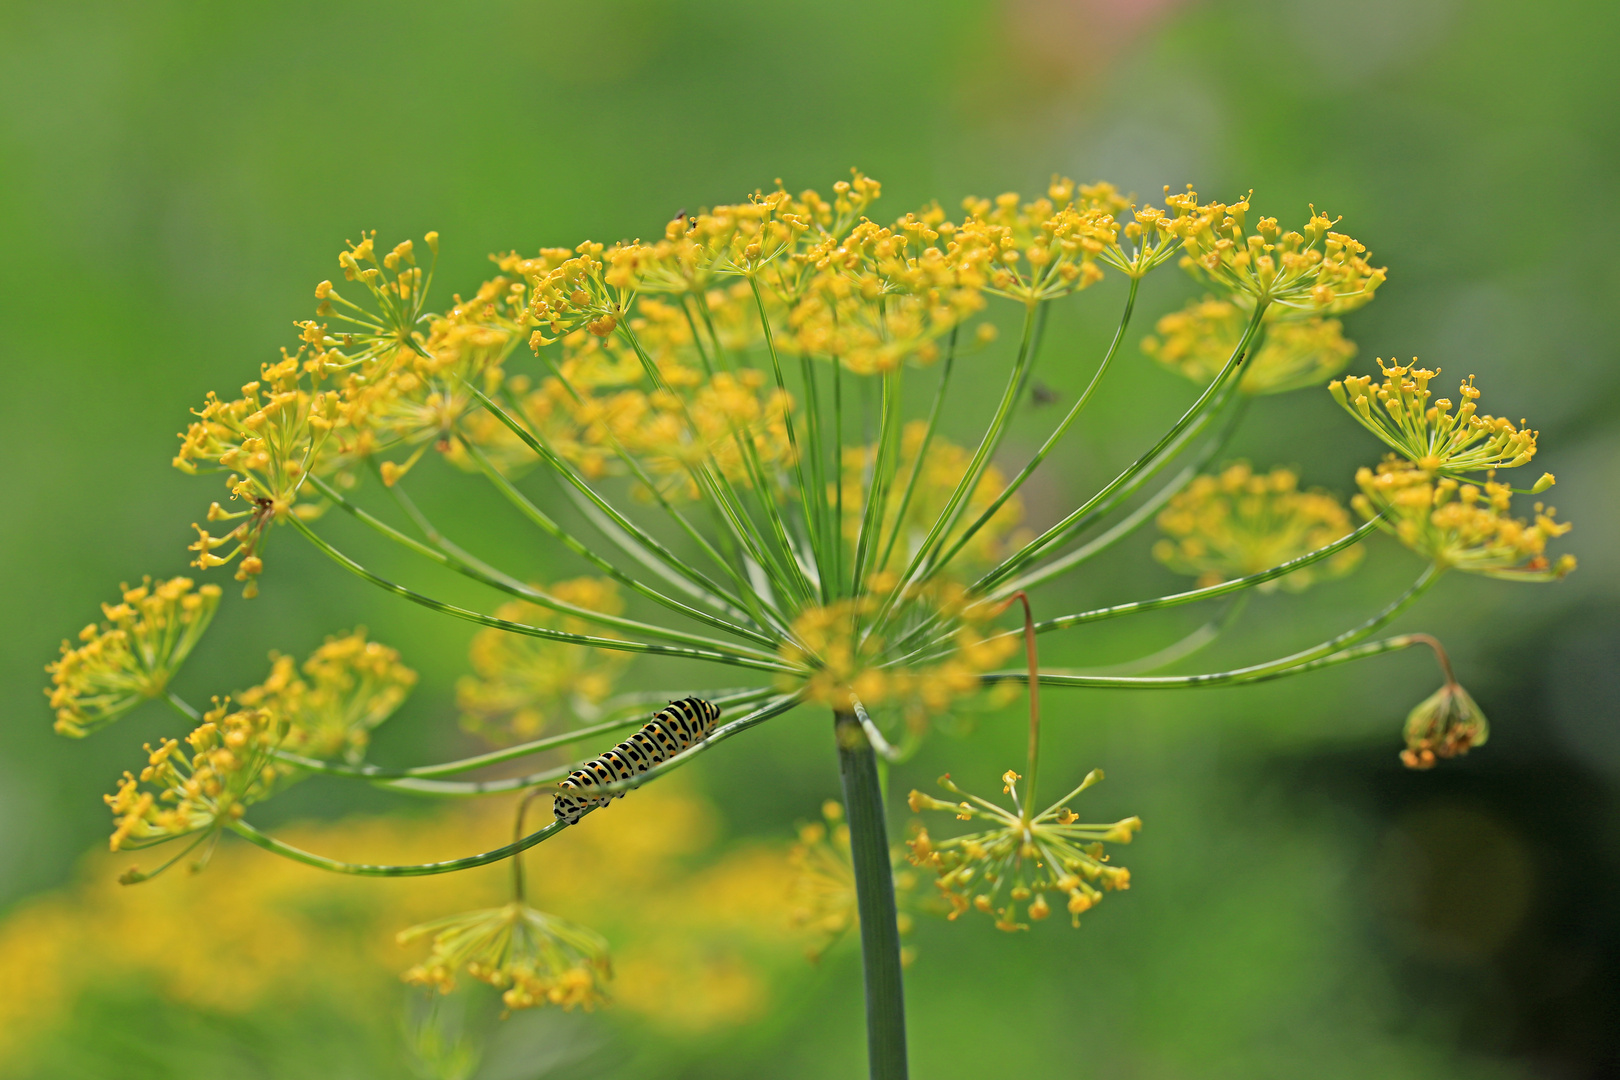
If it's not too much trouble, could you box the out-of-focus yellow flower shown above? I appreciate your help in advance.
[457,580,629,745]
[399,902,611,1015]
[0,788,811,1066]
[839,422,1027,572]
[46,576,222,737]
[1163,188,1385,311]
[105,698,287,855]
[1142,296,1356,395]
[1153,463,1362,590]
[908,769,1139,931]
[787,800,916,964]
[1400,680,1489,770]
[1353,460,1575,580]
[238,630,416,763]
[1330,361,1537,473]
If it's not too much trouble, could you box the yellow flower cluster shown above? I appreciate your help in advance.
[787,800,916,964]
[1142,296,1356,395]
[1164,188,1386,310]
[238,630,417,763]
[180,232,531,593]
[105,698,287,852]
[778,582,1018,733]
[501,172,1234,384]
[46,577,222,737]
[1153,463,1363,590]
[1330,360,1538,474]
[955,180,1127,304]
[457,579,629,744]
[398,901,612,1015]
[1353,460,1574,579]
[907,769,1139,931]
[1400,681,1489,770]
[839,422,1027,572]
[176,350,340,595]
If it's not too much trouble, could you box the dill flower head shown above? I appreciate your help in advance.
[1142,296,1356,395]
[907,769,1139,931]
[1165,189,1386,311]
[398,902,611,1014]
[1400,680,1489,770]
[105,698,287,853]
[177,349,342,596]
[457,580,630,744]
[1330,361,1537,474]
[788,800,916,963]
[1153,463,1363,590]
[47,577,222,737]
[237,629,416,763]
[333,268,532,487]
[940,180,1127,306]
[1353,460,1575,579]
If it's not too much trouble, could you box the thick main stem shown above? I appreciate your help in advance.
[835,710,908,1080]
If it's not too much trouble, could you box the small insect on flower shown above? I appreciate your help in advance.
[399,902,611,1015]
[1330,361,1537,474]
[1153,463,1362,591]
[47,577,222,737]
[552,698,722,825]
[907,769,1140,931]
[1352,460,1575,579]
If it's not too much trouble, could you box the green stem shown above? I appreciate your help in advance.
[227,817,570,877]
[937,277,1140,571]
[986,564,1441,689]
[287,515,800,675]
[1033,516,1380,633]
[313,472,780,656]
[874,332,956,576]
[835,710,908,1080]
[979,301,1268,592]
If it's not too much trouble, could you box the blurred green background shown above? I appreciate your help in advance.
[4,0,1619,1076]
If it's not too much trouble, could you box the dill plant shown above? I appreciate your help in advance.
[46,172,1574,1078]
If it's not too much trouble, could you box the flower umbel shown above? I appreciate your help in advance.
[106,698,287,856]
[1353,460,1574,579]
[238,629,417,763]
[1330,361,1537,474]
[1153,463,1362,590]
[1166,189,1386,310]
[908,770,1139,930]
[47,577,221,737]
[398,902,611,1014]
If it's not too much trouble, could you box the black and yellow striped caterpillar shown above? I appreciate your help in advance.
[552,697,722,825]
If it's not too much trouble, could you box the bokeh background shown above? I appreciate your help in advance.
[4,0,1619,1076]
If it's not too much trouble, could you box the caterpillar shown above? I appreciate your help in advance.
[552,697,722,825]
